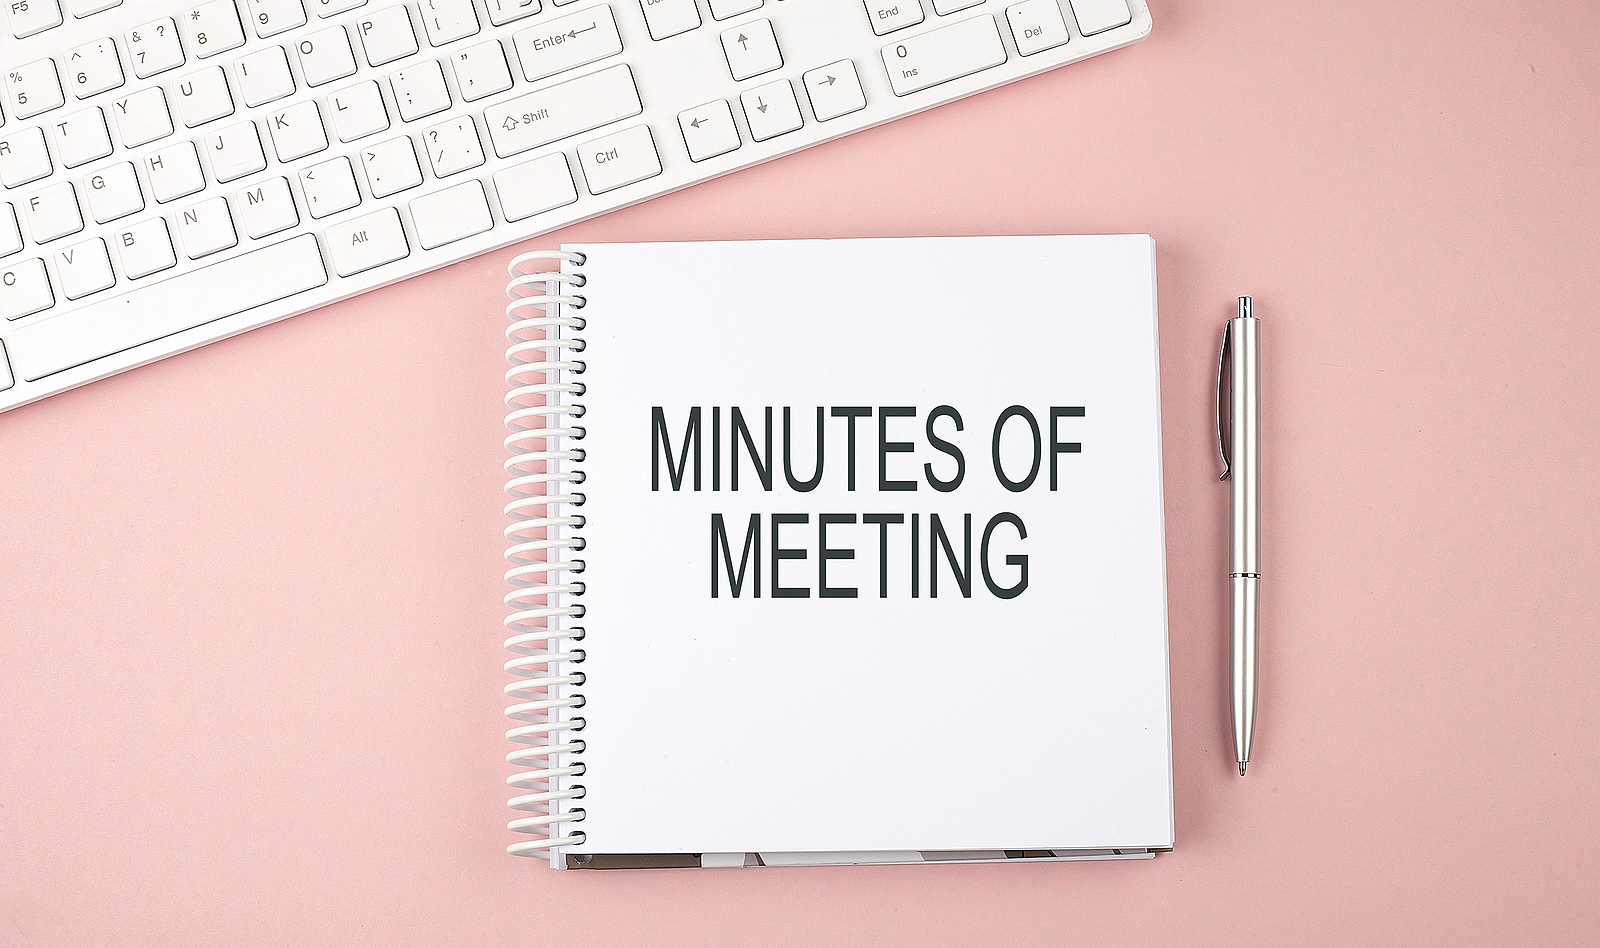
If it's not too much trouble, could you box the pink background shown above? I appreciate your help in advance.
[3,0,1597,943]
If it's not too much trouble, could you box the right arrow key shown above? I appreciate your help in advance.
[803,60,866,122]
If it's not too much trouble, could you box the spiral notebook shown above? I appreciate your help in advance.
[501,235,1173,869]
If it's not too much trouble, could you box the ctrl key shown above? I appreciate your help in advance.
[0,258,56,321]
[325,207,411,277]
[578,125,661,195]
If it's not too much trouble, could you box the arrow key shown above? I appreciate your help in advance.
[720,18,781,82]
[739,78,801,142]
[802,60,865,122]
[677,99,738,162]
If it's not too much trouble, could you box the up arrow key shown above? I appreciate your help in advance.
[720,19,782,82]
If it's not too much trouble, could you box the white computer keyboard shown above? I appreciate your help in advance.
[0,0,1149,412]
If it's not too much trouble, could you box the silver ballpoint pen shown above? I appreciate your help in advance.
[1218,297,1259,777]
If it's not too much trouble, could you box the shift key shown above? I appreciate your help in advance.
[485,65,643,159]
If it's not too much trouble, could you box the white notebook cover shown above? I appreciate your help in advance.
[537,235,1171,861]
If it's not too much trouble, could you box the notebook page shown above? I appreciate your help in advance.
[562,235,1171,854]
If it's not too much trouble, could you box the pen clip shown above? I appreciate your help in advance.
[1217,318,1232,481]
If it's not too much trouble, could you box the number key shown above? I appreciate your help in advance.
[182,0,246,58]
[248,0,307,38]
[65,38,126,98]
[6,59,67,120]
[127,18,187,78]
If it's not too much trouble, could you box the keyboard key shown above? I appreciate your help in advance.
[863,0,921,36]
[577,123,659,194]
[0,341,12,390]
[54,106,114,168]
[182,1,247,58]
[70,0,123,17]
[359,134,422,197]
[492,152,576,221]
[513,5,623,84]
[708,0,760,21]
[1067,0,1129,36]
[248,0,307,38]
[127,18,186,78]
[114,216,177,278]
[639,0,699,40]
[677,99,738,162]
[421,115,483,176]
[112,86,174,147]
[236,45,296,107]
[451,40,513,102]
[485,0,539,26]
[237,175,299,237]
[298,25,358,86]
[0,258,54,319]
[65,38,126,98]
[25,181,84,242]
[84,160,144,222]
[0,203,22,255]
[177,195,237,257]
[5,0,62,37]
[1006,0,1067,56]
[7,59,66,121]
[267,100,329,161]
[299,155,360,218]
[357,6,418,66]
[391,59,451,122]
[0,127,54,189]
[146,140,206,202]
[931,0,982,13]
[9,233,327,381]
[420,0,479,45]
[802,60,865,122]
[55,237,115,299]
[314,0,367,16]
[881,15,1007,96]
[740,79,802,141]
[409,179,492,249]
[0,255,57,327]
[720,19,782,81]
[325,206,407,276]
[206,121,267,182]
[485,64,641,159]
[176,65,236,127]
[330,79,389,141]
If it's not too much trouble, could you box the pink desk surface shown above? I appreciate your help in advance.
[4,0,1597,944]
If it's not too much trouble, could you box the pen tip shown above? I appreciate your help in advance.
[1239,762,1247,777]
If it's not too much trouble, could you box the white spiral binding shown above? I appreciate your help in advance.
[503,250,588,863]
